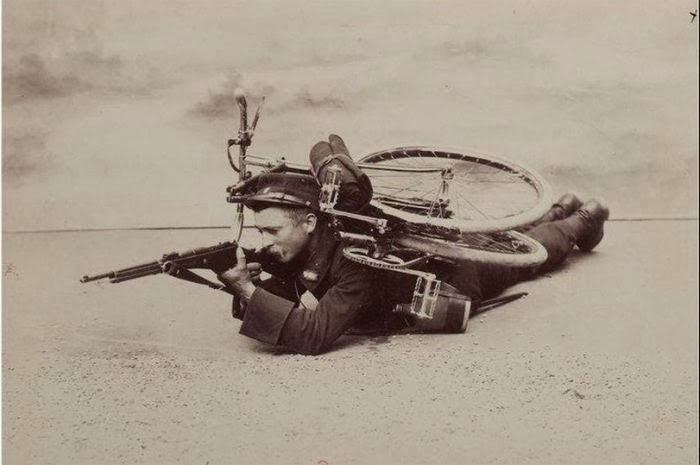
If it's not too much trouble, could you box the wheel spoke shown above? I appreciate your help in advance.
[360,147,551,233]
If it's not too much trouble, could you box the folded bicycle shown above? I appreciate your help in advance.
[82,89,552,321]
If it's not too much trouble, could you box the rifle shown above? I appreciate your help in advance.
[80,241,268,295]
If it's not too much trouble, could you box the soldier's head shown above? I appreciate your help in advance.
[244,173,321,263]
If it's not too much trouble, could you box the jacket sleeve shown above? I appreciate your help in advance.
[231,275,298,320]
[239,256,376,355]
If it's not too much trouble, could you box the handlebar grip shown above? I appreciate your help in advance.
[234,88,247,110]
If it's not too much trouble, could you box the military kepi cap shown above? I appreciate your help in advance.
[243,172,321,211]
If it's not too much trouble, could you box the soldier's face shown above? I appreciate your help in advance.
[253,207,317,263]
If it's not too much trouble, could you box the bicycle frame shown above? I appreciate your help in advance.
[226,91,444,320]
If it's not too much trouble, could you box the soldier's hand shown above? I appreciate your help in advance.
[217,248,260,301]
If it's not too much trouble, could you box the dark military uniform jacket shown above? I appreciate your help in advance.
[232,219,493,355]
[232,220,398,355]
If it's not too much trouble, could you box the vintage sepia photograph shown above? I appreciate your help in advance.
[2,1,698,464]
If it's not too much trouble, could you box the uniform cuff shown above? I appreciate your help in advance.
[231,296,247,320]
[239,288,296,345]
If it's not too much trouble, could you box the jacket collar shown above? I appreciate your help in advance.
[296,218,337,292]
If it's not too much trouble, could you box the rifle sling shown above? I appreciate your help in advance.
[162,261,235,295]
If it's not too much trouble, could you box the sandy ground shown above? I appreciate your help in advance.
[2,221,697,464]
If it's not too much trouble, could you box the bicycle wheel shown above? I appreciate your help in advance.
[358,147,552,233]
[396,230,547,267]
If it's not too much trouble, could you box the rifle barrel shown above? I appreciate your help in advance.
[110,264,165,283]
[80,271,115,283]
[80,259,162,283]
[80,242,240,285]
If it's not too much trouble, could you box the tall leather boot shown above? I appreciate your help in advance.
[564,199,610,252]
[536,193,583,224]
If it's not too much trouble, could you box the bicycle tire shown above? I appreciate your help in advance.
[358,147,553,233]
[396,230,548,267]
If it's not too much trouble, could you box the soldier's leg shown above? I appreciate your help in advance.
[517,193,582,232]
[468,222,575,300]
[525,199,610,270]
[386,200,609,331]
[523,220,578,271]
[375,210,596,333]
[472,199,610,298]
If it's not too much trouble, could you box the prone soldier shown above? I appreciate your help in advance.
[217,135,610,355]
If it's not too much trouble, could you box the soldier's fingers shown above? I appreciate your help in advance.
[246,262,262,272]
[328,134,349,156]
[236,247,246,268]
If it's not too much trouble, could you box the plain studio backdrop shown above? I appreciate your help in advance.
[2,0,698,231]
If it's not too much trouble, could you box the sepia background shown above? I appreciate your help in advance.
[3,0,698,230]
[3,1,698,464]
